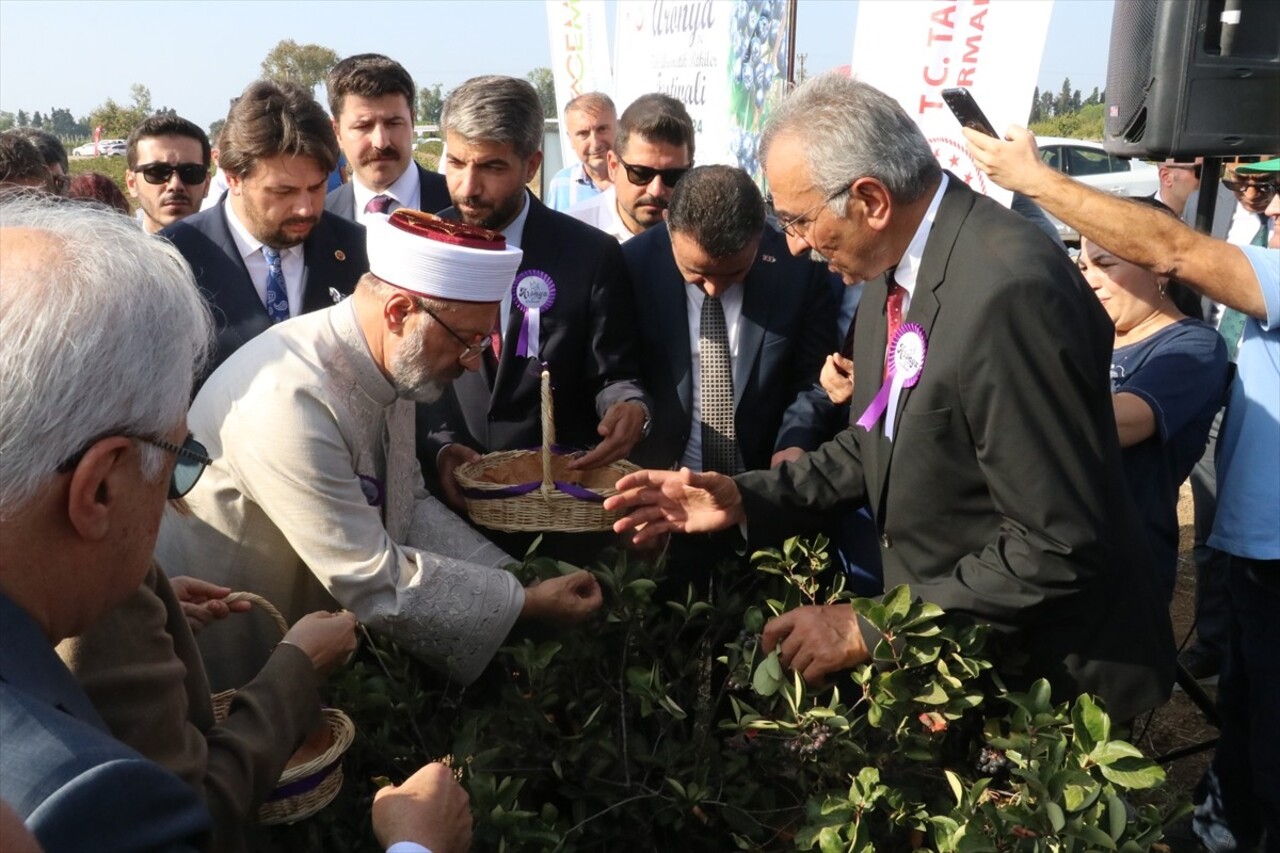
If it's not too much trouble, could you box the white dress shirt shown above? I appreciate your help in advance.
[224,201,306,318]
[565,187,635,243]
[496,191,533,325]
[888,173,950,314]
[680,282,747,471]
[352,163,421,226]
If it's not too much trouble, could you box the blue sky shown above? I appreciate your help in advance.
[0,0,1113,129]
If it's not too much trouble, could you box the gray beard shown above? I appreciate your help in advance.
[389,328,448,403]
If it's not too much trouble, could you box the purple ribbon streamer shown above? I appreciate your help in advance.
[264,761,340,801]
[515,315,532,358]
[461,481,606,503]
[856,376,893,431]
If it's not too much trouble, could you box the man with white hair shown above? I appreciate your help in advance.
[0,195,213,850]
[158,210,604,691]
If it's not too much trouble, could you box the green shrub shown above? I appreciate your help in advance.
[271,538,1185,851]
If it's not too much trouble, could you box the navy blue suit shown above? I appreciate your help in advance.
[0,594,210,852]
[324,163,451,219]
[161,197,368,383]
[622,223,839,471]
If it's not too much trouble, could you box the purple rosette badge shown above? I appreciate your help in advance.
[511,270,556,358]
[855,322,928,441]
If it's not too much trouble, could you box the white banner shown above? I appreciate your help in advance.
[851,0,1053,204]
[613,0,793,187]
[545,0,613,161]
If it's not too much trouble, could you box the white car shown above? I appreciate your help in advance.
[1034,137,1160,243]
[70,139,126,158]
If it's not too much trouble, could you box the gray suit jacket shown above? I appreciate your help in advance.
[736,175,1175,722]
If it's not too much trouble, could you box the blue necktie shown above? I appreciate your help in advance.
[262,246,289,324]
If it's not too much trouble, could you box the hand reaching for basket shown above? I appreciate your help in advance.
[520,570,604,623]
[372,762,473,853]
[604,467,745,545]
[169,576,252,634]
[279,611,359,678]
[436,443,482,512]
[568,400,648,470]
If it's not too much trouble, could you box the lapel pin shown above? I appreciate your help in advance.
[334,250,346,262]
[329,287,344,304]
[762,254,776,263]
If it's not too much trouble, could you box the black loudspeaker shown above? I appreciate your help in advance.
[1104,0,1280,159]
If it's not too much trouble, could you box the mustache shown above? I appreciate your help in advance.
[160,192,191,205]
[361,146,402,165]
[283,216,320,229]
[635,195,667,209]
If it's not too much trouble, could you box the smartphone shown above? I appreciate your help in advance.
[942,88,998,138]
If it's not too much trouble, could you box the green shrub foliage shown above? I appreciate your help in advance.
[270,536,1183,851]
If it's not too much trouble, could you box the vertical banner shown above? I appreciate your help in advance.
[546,0,613,160]
[613,0,793,187]
[851,0,1053,204]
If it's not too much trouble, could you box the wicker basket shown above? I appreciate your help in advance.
[210,592,355,826]
[454,369,640,533]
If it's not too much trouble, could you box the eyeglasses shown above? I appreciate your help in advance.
[418,303,490,363]
[776,185,851,239]
[616,156,689,189]
[1222,178,1278,200]
[135,162,210,186]
[56,432,212,499]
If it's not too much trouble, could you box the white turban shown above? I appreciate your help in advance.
[366,209,522,302]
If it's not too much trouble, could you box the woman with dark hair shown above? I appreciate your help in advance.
[1076,196,1229,599]
[69,171,131,215]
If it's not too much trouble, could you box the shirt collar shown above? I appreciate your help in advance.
[891,173,949,295]
[223,198,303,261]
[353,161,420,212]
[500,189,533,249]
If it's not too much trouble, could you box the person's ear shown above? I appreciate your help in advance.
[852,178,894,232]
[384,292,415,334]
[65,437,134,541]
[525,151,544,184]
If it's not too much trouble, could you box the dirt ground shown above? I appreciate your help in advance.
[1134,483,1217,849]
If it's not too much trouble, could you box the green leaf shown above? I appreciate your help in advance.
[818,825,845,853]
[1072,693,1109,750]
[944,769,965,807]
[1073,823,1118,850]
[1091,740,1144,765]
[752,651,783,697]
[882,584,912,621]
[1107,794,1127,840]
[1045,800,1066,832]
[1098,757,1165,790]
[743,606,765,634]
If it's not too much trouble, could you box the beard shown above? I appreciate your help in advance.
[388,326,450,403]
[239,193,319,249]
[453,188,525,230]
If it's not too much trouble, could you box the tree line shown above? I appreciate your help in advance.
[1,40,557,144]
[1027,76,1106,141]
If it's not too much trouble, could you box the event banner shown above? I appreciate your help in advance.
[851,0,1053,204]
[545,0,613,161]
[612,0,793,187]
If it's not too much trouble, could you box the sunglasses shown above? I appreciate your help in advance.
[1222,178,1278,198]
[616,156,689,189]
[135,162,209,186]
[57,432,212,499]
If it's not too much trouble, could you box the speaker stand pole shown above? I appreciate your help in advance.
[1195,156,1223,236]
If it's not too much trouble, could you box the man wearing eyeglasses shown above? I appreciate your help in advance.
[1223,161,1278,247]
[567,93,696,243]
[423,76,651,534]
[606,75,1175,724]
[124,115,212,233]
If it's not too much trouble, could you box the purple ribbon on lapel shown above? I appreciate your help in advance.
[511,270,556,358]
[855,322,928,441]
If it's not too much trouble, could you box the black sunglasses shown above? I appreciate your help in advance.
[136,162,209,186]
[57,432,212,499]
[1222,178,1278,198]
[617,156,689,189]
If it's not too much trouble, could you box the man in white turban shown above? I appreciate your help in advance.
[158,210,602,690]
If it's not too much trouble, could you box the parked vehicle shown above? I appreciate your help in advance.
[70,139,126,158]
[1034,137,1159,243]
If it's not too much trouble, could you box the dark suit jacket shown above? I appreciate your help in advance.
[161,196,368,382]
[324,163,451,218]
[0,594,211,853]
[419,194,650,479]
[622,223,839,471]
[736,176,1174,722]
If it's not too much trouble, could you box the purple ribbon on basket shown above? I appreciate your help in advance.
[263,760,342,801]
[460,445,609,503]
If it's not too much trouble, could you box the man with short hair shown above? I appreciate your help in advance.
[158,210,603,691]
[1224,160,1277,247]
[162,79,368,381]
[125,114,212,234]
[607,74,1175,724]
[0,195,214,852]
[324,53,450,223]
[545,92,617,211]
[623,165,837,474]
[1155,158,1202,218]
[567,93,695,243]
[423,75,651,513]
[0,131,48,190]
[9,127,68,195]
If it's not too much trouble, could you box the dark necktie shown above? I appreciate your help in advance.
[700,295,743,475]
[365,194,393,215]
[262,246,289,324]
[1217,214,1267,362]
[883,280,905,381]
